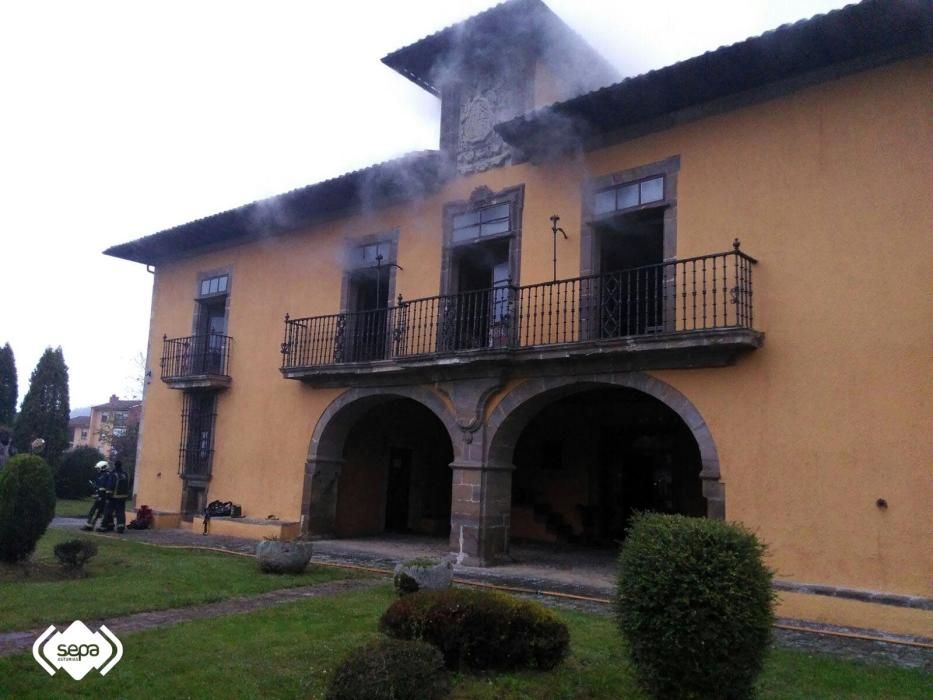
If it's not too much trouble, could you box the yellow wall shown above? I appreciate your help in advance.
[70,425,90,449]
[135,56,932,608]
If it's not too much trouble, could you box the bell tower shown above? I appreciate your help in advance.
[382,0,617,175]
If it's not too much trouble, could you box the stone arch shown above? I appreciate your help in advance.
[301,386,458,537]
[485,372,724,519]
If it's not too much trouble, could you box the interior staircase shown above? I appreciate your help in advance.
[512,489,583,544]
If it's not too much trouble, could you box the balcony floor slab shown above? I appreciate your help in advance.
[281,328,763,387]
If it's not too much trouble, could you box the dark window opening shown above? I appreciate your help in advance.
[344,266,392,362]
[441,240,511,351]
[191,295,228,375]
[595,208,665,337]
[349,266,392,312]
[198,298,227,336]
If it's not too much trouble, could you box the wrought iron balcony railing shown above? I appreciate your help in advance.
[161,333,232,381]
[281,242,757,372]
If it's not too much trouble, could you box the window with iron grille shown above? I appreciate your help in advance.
[179,393,217,478]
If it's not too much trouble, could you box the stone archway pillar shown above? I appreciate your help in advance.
[702,480,725,520]
[303,457,344,538]
[449,460,513,566]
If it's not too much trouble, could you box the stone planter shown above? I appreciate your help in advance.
[393,559,453,596]
[256,539,312,574]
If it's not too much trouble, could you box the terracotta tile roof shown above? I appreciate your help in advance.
[496,0,932,154]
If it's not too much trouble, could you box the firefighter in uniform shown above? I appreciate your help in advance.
[100,460,129,534]
[81,461,111,531]
[94,463,117,532]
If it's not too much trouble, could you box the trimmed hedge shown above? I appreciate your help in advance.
[326,637,449,700]
[616,513,775,700]
[380,588,569,671]
[0,454,57,563]
[55,446,104,499]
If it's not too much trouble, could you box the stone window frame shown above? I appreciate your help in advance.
[439,184,525,296]
[191,266,233,337]
[580,155,680,277]
[339,229,401,313]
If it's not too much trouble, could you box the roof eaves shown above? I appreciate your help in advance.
[381,0,520,90]
[381,0,617,95]
[496,0,932,154]
[91,400,139,410]
[104,150,446,265]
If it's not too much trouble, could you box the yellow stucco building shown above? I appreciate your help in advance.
[106,0,931,636]
[86,395,141,458]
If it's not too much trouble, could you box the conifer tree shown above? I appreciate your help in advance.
[0,343,16,426]
[13,347,70,464]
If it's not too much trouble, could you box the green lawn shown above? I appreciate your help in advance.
[55,498,94,519]
[1,585,929,700]
[0,529,363,632]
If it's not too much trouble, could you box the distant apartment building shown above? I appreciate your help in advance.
[68,415,91,449]
[88,395,141,458]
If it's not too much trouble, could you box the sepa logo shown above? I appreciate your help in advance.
[32,621,123,680]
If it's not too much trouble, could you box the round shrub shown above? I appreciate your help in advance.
[55,446,105,499]
[380,588,569,671]
[0,454,57,563]
[326,637,449,700]
[616,513,775,700]
[53,538,98,575]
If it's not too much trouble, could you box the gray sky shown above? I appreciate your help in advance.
[0,0,849,410]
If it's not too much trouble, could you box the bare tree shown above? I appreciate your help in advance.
[123,351,146,401]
